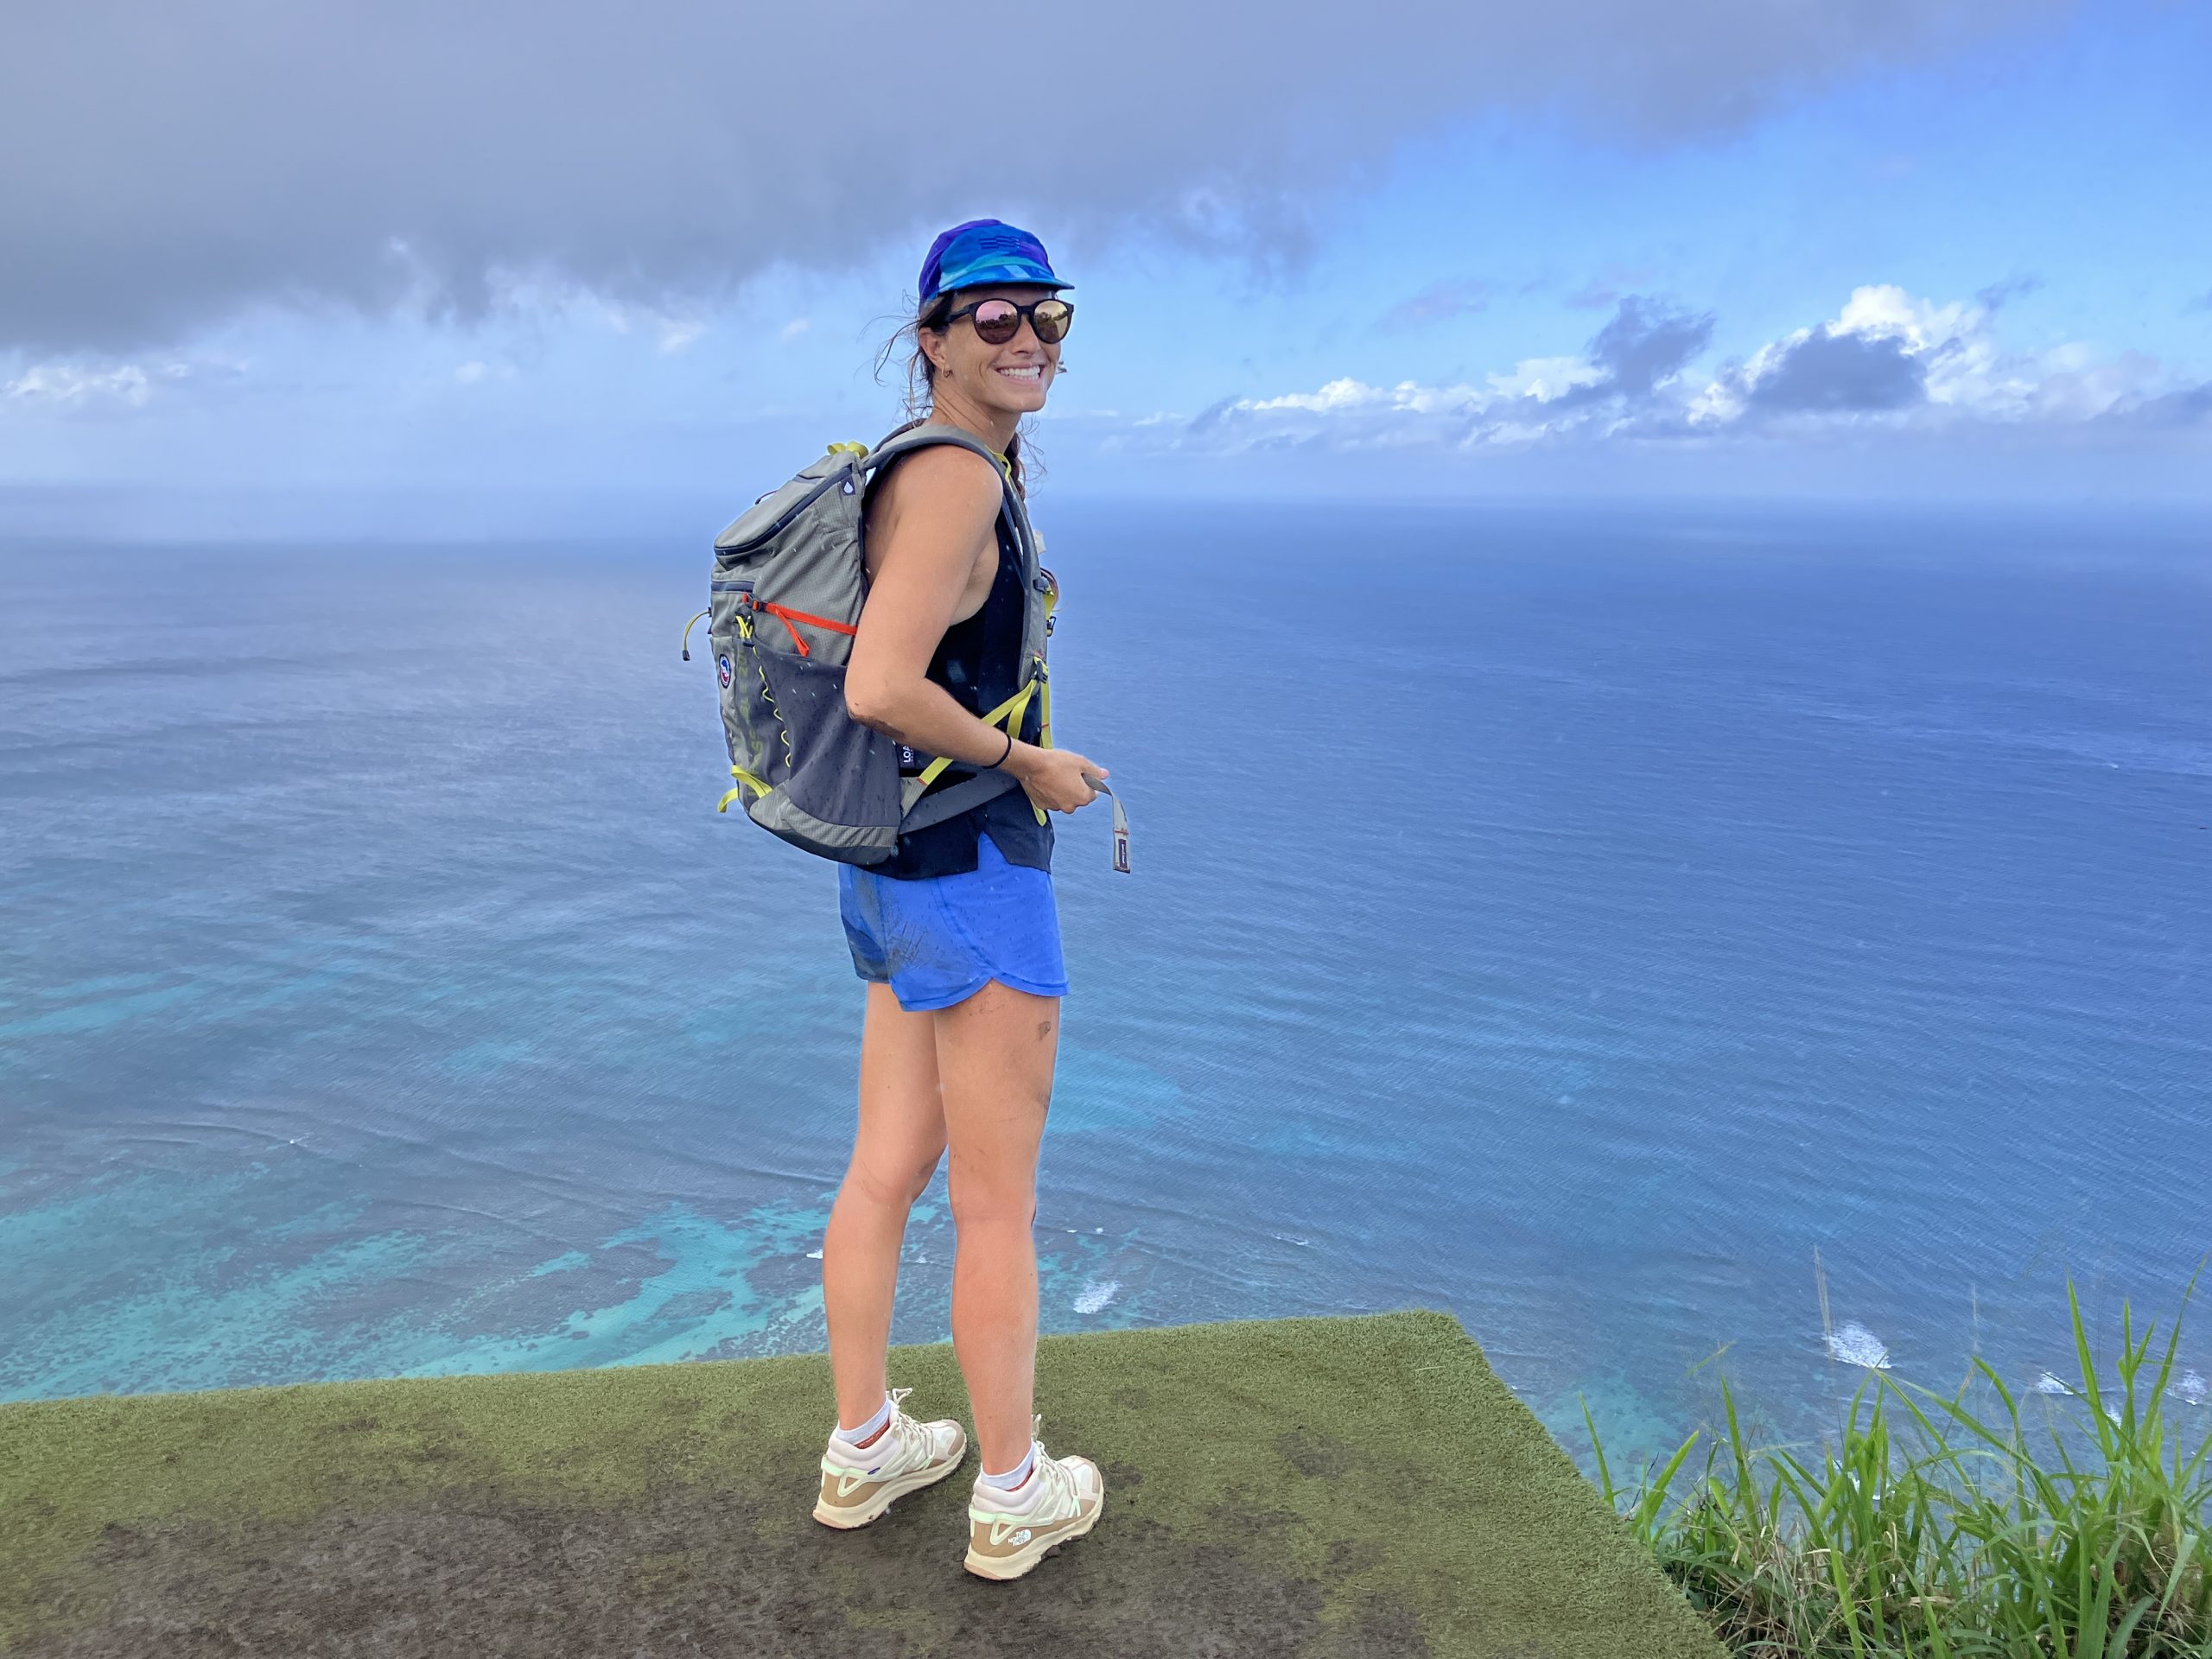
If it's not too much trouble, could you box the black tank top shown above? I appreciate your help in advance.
[872,459,1053,881]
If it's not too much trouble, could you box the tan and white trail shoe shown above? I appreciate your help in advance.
[812,1386,969,1529]
[963,1415,1105,1581]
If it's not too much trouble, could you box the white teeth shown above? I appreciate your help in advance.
[997,365,1042,378]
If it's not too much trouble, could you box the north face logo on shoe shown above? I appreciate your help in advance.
[1009,1528,1033,1547]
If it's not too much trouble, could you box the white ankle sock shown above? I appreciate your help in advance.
[833,1393,893,1448]
[976,1442,1039,1503]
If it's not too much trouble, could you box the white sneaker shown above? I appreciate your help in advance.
[812,1386,968,1529]
[963,1414,1105,1580]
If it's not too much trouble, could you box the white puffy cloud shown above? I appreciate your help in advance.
[1691,283,2040,424]
[1154,285,2212,454]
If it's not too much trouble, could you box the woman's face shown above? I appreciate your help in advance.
[925,283,1062,416]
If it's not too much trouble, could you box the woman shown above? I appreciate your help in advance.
[807,219,1109,1582]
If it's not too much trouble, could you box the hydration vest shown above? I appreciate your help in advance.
[686,424,1129,869]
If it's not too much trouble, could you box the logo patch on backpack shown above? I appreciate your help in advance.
[717,653,734,690]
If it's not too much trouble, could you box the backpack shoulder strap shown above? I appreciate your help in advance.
[862,420,1011,477]
[860,423,1037,568]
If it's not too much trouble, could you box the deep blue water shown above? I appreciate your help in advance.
[3,502,2209,1469]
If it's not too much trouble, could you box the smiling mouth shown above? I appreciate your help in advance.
[995,365,1045,381]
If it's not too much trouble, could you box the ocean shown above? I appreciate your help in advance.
[3,499,2208,1469]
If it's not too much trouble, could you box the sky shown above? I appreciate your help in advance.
[3,0,2209,530]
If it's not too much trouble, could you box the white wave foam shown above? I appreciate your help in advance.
[2178,1370,2207,1407]
[1073,1278,1120,1314]
[1827,1320,1891,1369]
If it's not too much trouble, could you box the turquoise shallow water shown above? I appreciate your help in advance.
[3,501,2209,1468]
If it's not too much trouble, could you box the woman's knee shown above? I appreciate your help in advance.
[947,1173,1038,1232]
[843,1152,941,1211]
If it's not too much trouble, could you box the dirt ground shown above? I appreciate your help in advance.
[20,1461,1439,1657]
[2,1310,1722,1659]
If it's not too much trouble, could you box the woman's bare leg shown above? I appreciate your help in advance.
[935,979,1059,1474]
[822,982,948,1429]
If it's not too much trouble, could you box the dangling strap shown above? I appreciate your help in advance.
[1086,777,1131,874]
[716,764,772,813]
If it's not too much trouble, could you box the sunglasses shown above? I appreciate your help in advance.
[941,296,1074,346]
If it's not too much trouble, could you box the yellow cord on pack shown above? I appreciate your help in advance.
[914,681,1036,791]
[716,764,772,813]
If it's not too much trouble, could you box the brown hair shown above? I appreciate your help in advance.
[872,289,1045,498]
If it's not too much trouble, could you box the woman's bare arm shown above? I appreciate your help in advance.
[843,446,1106,813]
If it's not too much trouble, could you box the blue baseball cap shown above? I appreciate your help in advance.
[919,219,1071,304]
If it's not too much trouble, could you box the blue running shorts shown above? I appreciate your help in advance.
[838,832,1069,1012]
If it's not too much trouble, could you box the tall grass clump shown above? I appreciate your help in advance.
[1584,1275,2211,1657]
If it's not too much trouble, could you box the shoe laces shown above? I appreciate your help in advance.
[1031,1451,1078,1517]
[1019,1414,1082,1518]
[830,1386,924,1475]
[879,1386,937,1471]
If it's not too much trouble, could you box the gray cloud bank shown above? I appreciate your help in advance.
[1742,325,1929,413]
[2,0,2057,351]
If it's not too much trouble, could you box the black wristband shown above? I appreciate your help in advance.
[988,728,1014,769]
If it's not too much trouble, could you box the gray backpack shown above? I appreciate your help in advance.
[686,423,1128,870]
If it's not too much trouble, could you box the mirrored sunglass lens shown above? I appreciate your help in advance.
[971,300,1019,341]
[1034,301,1071,341]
